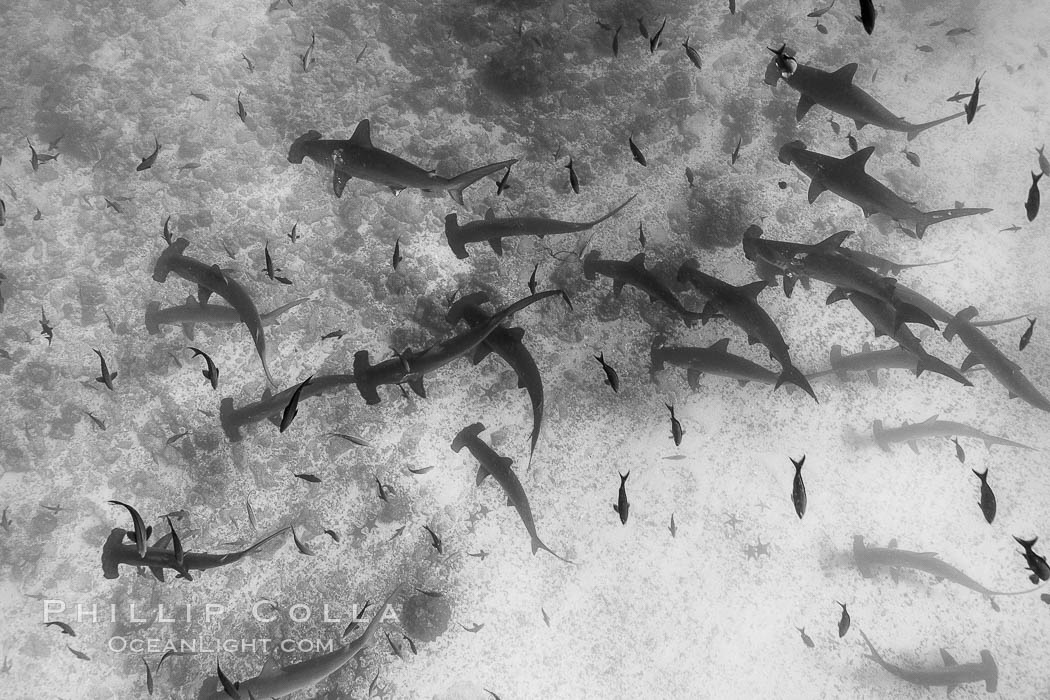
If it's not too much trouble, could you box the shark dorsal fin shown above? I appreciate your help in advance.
[736,281,767,299]
[922,414,939,423]
[349,119,373,147]
[940,649,958,667]
[832,63,859,84]
[484,208,496,221]
[184,295,199,307]
[708,338,731,352]
[815,230,852,251]
[843,146,875,171]
[628,252,646,268]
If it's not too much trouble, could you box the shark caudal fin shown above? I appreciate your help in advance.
[914,207,993,239]
[232,526,292,560]
[144,302,162,335]
[775,364,818,402]
[447,158,519,207]
[152,237,191,282]
[532,536,574,564]
[584,195,637,227]
[905,111,969,141]
[287,130,323,163]
[260,297,312,325]
[443,213,471,259]
[101,528,126,579]
[451,422,486,452]
[915,352,973,387]
[352,350,382,405]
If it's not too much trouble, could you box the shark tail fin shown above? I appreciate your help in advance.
[447,158,519,207]
[144,302,162,335]
[532,536,574,564]
[857,629,884,665]
[914,207,993,239]
[775,364,818,402]
[906,111,967,141]
[287,130,322,163]
[585,194,637,227]
[451,422,486,453]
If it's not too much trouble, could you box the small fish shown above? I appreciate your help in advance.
[324,529,340,542]
[951,437,965,463]
[39,307,54,346]
[612,25,622,56]
[143,657,154,694]
[635,221,645,248]
[189,92,209,101]
[246,494,257,530]
[93,349,118,390]
[288,221,299,242]
[815,22,828,34]
[728,0,736,14]
[797,626,814,648]
[408,466,435,475]
[666,403,683,446]
[1037,145,1050,176]
[916,45,934,53]
[216,661,241,698]
[946,27,973,36]
[946,90,971,102]
[241,53,254,72]
[648,18,666,53]
[637,17,648,39]
[327,432,370,446]
[973,469,996,524]
[390,524,406,540]
[0,198,5,226]
[261,243,292,284]
[355,45,367,64]
[1015,536,1050,583]
[47,134,64,150]
[846,132,858,152]
[188,347,219,390]
[904,150,921,167]
[857,0,876,34]
[964,74,982,124]
[596,19,613,30]
[629,135,647,166]
[85,412,106,431]
[403,634,417,655]
[294,473,321,483]
[321,329,346,340]
[1039,44,1048,58]
[731,137,742,164]
[927,18,946,26]
[999,224,1022,233]
[468,550,489,560]
[342,601,371,637]
[682,38,702,70]
[541,608,551,627]
[496,167,511,195]
[808,0,835,17]
[40,504,63,514]
[0,509,10,532]
[836,602,850,637]
[44,621,76,636]
[565,157,580,194]
[778,181,788,189]
[166,431,191,446]
[460,622,485,633]
[1026,171,1042,221]
[613,471,630,524]
[236,92,246,123]
[27,138,39,171]
[685,166,695,186]
[669,513,677,538]
[279,375,313,432]
[423,524,443,554]
[375,476,390,501]
[67,645,90,661]
[292,526,315,556]
[594,352,620,392]
[528,263,539,295]
[108,500,149,558]
[104,198,122,213]
[301,32,316,72]
[136,137,160,171]
[33,207,42,220]
[392,238,403,269]
[1020,317,1036,351]
[791,455,807,519]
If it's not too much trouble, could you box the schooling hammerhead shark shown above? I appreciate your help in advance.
[287,119,516,205]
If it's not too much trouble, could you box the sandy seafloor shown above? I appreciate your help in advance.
[1,0,1050,698]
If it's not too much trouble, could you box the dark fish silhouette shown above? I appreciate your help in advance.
[495,167,511,195]
[613,471,630,524]
[629,135,647,166]
[666,403,683,446]
[565,157,579,194]
[1026,171,1042,221]
[279,375,313,432]
[858,629,998,693]
[836,602,850,637]
[93,349,117,391]
[973,469,996,524]
[189,347,219,389]
[856,0,876,33]
[594,352,619,392]
[791,455,806,518]
[797,627,814,647]
[683,39,702,69]
[136,138,160,171]
[1014,536,1050,583]
[392,238,403,269]
[1020,317,1036,350]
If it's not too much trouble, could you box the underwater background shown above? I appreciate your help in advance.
[1,0,1049,698]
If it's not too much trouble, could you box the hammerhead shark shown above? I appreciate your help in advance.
[353,290,568,404]
[583,251,704,325]
[779,140,992,239]
[443,195,635,259]
[650,334,779,389]
[153,238,276,386]
[808,343,920,385]
[853,536,1041,608]
[676,261,817,400]
[943,306,1050,412]
[835,248,953,276]
[145,296,309,339]
[764,47,969,140]
[446,292,546,466]
[287,119,515,205]
[858,629,998,693]
[102,526,290,582]
[451,422,571,563]
[197,584,401,699]
[219,374,357,442]
[872,415,1034,453]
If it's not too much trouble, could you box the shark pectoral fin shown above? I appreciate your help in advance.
[488,237,504,256]
[181,323,195,340]
[708,338,731,352]
[267,412,282,428]
[612,280,625,296]
[149,567,166,582]
[854,120,868,130]
[1008,391,1018,399]
[832,62,859,84]
[348,119,373,147]
[737,281,767,298]
[807,180,827,204]
[196,287,213,305]
[890,567,900,583]
[746,335,760,346]
[816,230,852,250]
[866,370,879,385]
[333,171,350,198]
[476,465,490,486]
[825,288,848,305]
[940,649,958,666]
[686,369,702,390]
[471,345,492,364]
[907,441,919,454]
[259,656,279,678]
[737,379,749,387]
[783,275,797,298]
[407,377,426,398]
[795,95,816,122]
[628,252,646,267]
[960,352,982,372]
